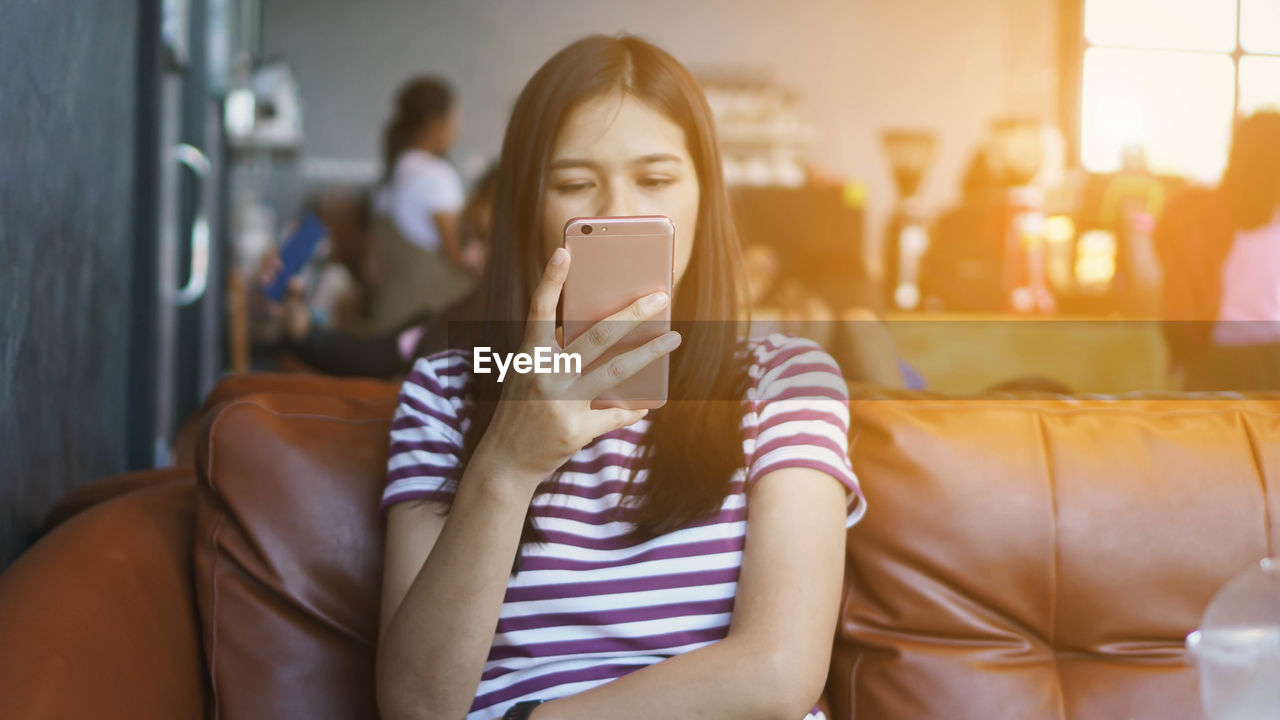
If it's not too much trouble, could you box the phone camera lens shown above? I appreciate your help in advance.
[582,224,593,234]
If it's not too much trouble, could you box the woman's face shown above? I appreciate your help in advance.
[541,92,700,288]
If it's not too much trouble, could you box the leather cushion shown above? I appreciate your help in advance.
[176,372,398,470]
[0,478,207,719]
[829,388,1280,720]
[193,391,397,719]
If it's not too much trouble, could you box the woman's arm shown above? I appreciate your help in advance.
[835,306,907,388]
[433,211,465,267]
[377,456,542,720]
[530,466,850,720]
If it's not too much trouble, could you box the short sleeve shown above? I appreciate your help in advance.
[402,158,464,216]
[388,154,465,250]
[381,352,469,515]
[745,335,866,528]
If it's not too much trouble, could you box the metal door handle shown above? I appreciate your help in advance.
[172,143,210,306]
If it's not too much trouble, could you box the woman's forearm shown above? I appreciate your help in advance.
[377,456,538,720]
[531,635,808,720]
[433,211,465,266]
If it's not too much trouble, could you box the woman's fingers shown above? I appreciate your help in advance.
[575,330,681,399]
[564,290,669,368]
[525,248,569,347]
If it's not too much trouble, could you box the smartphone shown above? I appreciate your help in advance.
[562,215,675,410]
[264,212,327,301]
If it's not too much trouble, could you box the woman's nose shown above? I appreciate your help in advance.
[600,186,636,217]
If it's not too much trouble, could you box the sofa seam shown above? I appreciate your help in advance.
[1034,414,1067,720]
[209,395,396,429]
[220,409,390,425]
[204,403,225,720]
[847,651,861,720]
[1237,411,1274,558]
[208,508,224,720]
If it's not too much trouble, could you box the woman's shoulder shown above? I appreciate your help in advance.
[402,348,473,402]
[742,332,840,376]
[394,149,460,183]
[740,332,848,403]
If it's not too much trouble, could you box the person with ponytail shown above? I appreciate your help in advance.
[367,75,479,333]
[376,35,863,720]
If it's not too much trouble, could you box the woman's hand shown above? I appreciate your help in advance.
[257,249,312,342]
[471,247,680,489]
[459,240,487,277]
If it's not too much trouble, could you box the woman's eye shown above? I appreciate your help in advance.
[556,182,593,194]
[638,177,674,189]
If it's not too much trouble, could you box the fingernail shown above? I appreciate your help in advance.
[550,248,567,266]
[643,292,670,311]
[661,331,681,349]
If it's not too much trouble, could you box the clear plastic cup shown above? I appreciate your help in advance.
[1186,557,1280,720]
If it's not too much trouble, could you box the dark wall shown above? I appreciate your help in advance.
[0,1,139,569]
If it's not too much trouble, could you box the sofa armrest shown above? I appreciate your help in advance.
[42,466,193,533]
[0,478,208,719]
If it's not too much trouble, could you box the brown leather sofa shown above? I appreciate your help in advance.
[1,375,1276,720]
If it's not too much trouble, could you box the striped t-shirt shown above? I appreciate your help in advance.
[382,333,864,720]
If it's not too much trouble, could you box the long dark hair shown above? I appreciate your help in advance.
[1222,111,1280,230]
[463,34,748,573]
[382,76,455,181]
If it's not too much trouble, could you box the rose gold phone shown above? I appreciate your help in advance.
[562,215,675,410]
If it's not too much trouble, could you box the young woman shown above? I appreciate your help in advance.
[377,35,864,720]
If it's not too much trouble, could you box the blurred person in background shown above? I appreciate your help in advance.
[364,75,480,333]
[1154,111,1280,390]
[742,242,836,343]
[262,165,497,379]
[308,188,377,328]
[742,242,921,388]
[917,149,1012,312]
[243,189,373,360]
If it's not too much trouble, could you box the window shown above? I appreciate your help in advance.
[1080,0,1280,181]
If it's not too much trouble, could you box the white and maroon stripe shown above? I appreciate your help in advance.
[382,337,855,719]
